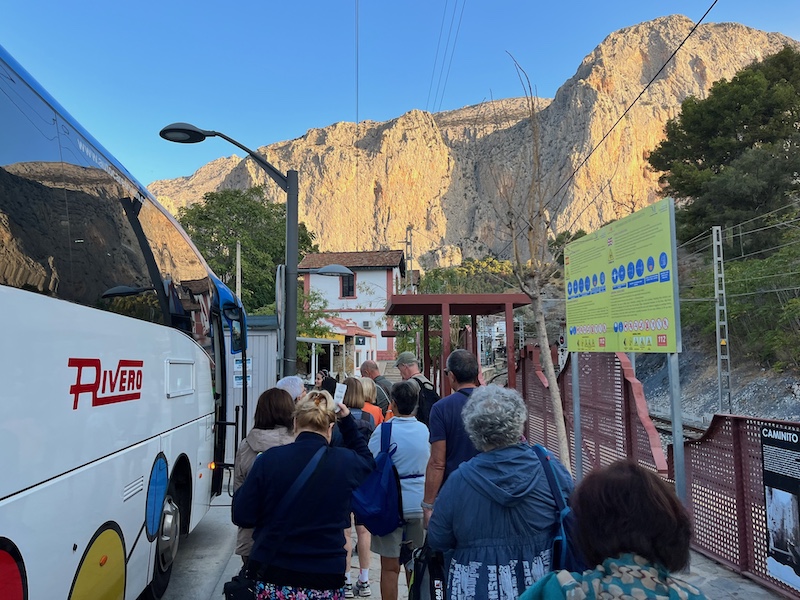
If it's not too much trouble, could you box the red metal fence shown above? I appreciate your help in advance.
[517,346,667,475]
[518,346,800,599]
[675,416,800,598]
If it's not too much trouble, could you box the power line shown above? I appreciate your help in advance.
[677,229,712,250]
[355,0,360,212]
[490,0,718,264]
[727,215,800,240]
[721,197,800,235]
[672,197,800,265]
[426,0,450,112]
[726,236,800,262]
[435,0,467,112]
[355,0,359,127]
[432,1,461,112]
[727,269,800,286]
[728,285,800,299]
[683,267,800,291]
[549,0,719,204]
[408,224,443,246]
[678,240,714,262]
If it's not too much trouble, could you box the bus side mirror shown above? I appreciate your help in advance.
[223,305,246,354]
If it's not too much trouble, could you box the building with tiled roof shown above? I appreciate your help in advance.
[299,250,409,365]
[298,250,405,273]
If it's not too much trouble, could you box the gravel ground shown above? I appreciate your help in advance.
[635,330,800,424]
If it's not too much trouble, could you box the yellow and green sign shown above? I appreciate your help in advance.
[564,197,681,353]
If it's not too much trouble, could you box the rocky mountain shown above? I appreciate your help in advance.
[148,15,798,269]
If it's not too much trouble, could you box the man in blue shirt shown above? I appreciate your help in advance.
[421,349,480,527]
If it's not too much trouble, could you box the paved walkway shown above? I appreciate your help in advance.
[212,535,787,599]
[684,552,785,599]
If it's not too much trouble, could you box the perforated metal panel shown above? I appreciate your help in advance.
[682,417,800,597]
[518,344,800,597]
[519,349,666,473]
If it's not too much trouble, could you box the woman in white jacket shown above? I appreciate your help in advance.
[233,387,295,563]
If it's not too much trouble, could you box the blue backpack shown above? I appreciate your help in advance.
[352,422,404,536]
[532,444,589,573]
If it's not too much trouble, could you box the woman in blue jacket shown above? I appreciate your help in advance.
[233,390,376,599]
[426,384,572,600]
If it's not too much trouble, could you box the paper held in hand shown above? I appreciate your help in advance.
[333,383,346,411]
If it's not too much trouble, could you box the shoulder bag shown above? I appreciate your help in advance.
[531,444,588,573]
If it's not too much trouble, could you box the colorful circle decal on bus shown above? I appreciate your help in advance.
[68,522,125,600]
[146,453,169,542]
[0,538,27,600]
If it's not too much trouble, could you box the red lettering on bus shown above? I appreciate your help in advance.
[68,358,101,410]
[69,358,144,409]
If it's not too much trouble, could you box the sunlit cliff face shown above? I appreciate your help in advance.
[148,16,798,269]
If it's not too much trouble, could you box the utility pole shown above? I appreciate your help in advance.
[235,240,242,300]
[404,225,414,289]
[713,226,732,412]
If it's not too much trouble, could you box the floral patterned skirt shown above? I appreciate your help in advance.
[255,581,345,600]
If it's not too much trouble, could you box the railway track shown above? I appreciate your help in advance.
[649,415,707,440]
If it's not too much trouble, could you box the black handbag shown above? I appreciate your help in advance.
[223,568,258,600]
[408,542,446,600]
[224,446,326,599]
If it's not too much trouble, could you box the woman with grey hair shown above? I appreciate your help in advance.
[427,384,574,600]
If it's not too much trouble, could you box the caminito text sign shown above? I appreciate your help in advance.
[564,197,681,353]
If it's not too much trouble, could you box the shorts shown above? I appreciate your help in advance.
[370,518,425,559]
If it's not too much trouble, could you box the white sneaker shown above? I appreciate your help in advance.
[355,580,371,597]
[344,583,354,598]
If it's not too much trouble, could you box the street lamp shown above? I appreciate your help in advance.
[160,122,301,376]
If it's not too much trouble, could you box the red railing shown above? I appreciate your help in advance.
[517,346,667,475]
[672,415,800,598]
[517,346,799,599]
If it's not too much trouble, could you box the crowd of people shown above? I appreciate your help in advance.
[230,351,706,600]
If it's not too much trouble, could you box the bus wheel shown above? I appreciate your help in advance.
[144,486,181,599]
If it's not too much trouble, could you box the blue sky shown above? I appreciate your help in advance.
[2,1,798,186]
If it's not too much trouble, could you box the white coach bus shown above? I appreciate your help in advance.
[0,43,245,599]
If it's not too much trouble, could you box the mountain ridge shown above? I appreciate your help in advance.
[148,15,798,270]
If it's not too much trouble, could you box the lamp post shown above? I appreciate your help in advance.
[160,122,300,376]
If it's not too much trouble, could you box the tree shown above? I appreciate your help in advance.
[468,59,575,470]
[178,187,317,312]
[648,46,800,245]
[418,256,516,294]
[680,208,800,371]
[549,229,587,268]
[253,288,334,363]
[687,141,800,252]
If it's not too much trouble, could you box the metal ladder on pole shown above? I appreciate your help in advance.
[712,226,732,412]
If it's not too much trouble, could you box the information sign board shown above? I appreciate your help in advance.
[762,426,800,591]
[564,197,681,353]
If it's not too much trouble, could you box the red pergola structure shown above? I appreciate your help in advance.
[385,293,531,395]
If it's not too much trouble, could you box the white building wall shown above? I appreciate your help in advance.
[308,268,399,355]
